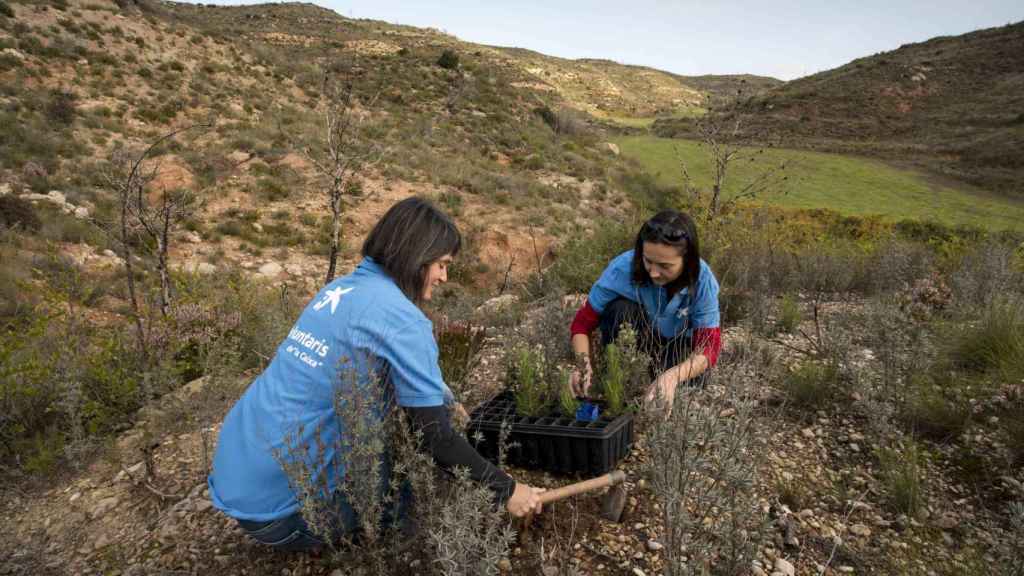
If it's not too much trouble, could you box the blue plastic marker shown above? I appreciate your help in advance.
[576,401,600,422]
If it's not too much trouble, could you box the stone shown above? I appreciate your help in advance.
[0,183,10,196]
[935,514,957,530]
[47,190,67,204]
[74,206,90,220]
[647,540,663,551]
[632,569,646,576]
[849,523,871,537]
[252,222,264,233]
[1,48,25,60]
[258,262,283,277]
[603,142,620,156]
[91,496,120,519]
[497,559,512,572]
[801,428,815,439]
[183,231,202,244]
[773,558,795,576]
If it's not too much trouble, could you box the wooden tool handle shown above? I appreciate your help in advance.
[538,470,626,504]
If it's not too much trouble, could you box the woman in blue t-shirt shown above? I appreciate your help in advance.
[568,209,722,411]
[208,197,544,552]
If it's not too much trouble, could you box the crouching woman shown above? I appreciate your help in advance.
[208,197,543,551]
[568,209,722,410]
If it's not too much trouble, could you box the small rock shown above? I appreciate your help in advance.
[632,569,646,576]
[849,524,871,537]
[603,142,620,156]
[253,222,264,233]
[801,428,815,439]
[935,514,957,530]
[90,496,120,519]
[258,262,283,277]
[647,540,663,551]
[74,206,90,220]
[773,558,795,576]
[497,559,512,572]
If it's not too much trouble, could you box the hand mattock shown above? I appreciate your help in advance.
[521,470,629,534]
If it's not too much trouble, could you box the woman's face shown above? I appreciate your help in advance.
[642,241,685,286]
[422,254,453,301]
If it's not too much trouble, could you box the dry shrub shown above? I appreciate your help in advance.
[643,344,768,575]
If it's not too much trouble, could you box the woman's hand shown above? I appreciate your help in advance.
[569,353,593,397]
[644,368,679,416]
[450,402,470,428]
[506,482,544,517]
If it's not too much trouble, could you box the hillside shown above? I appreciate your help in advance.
[2,3,1023,576]
[653,21,1024,196]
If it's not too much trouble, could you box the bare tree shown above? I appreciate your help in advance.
[679,95,788,223]
[304,64,382,284]
[101,123,210,353]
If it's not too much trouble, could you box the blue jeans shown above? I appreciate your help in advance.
[237,482,413,552]
[599,298,709,385]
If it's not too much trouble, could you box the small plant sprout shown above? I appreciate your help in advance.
[602,343,625,417]
[512,346,549,417]
[558,368,579,418]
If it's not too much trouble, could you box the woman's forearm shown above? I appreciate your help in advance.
[666,353,709,387]
[571,333,590,357]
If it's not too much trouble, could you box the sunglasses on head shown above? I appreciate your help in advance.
[644,219,687,243]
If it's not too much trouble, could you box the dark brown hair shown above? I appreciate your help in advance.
[631,210,701,296]
[362,197,461,305]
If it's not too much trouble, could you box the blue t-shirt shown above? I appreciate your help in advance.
[587,250,720,339]
[208,257,452,522]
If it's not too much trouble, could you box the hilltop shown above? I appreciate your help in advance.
[654,21,1024,196]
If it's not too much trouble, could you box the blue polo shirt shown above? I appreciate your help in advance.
[587,250,720,339]
[208,257,452,522]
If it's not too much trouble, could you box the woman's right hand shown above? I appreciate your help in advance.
[506,482,544,517]
[570,353,593,397]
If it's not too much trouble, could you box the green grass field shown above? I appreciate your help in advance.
[614,136,1024,232]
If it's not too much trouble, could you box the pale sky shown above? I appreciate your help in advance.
[187,1,1023,81]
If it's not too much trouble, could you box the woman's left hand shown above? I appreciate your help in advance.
[644,369,678,416]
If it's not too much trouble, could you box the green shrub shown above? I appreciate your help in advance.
[945,303,1024,380]
[544,217,636,295]
[0,195,42,231]
[601,343,626,416]
[511,346,549,417]
[557,368,578,418]
[876,441,926,517]
[901,376,972,442]
[45,89,77,125]
[436,49,459,70]
[781,362,841,412]
[776,293,802,333]
[256,177,290,201]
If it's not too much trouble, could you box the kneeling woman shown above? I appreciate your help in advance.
[569,210,722,410]
[209,197,543,551]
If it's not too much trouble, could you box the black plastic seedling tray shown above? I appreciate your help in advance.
[466,390,634,475]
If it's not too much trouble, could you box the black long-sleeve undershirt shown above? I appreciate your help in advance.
[403,405,515,506]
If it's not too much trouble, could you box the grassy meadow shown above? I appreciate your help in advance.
[615,135,1024,232]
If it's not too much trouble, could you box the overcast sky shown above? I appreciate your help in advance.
[188,1,1023,81]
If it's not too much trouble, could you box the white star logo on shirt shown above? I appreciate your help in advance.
[313,286,353,314]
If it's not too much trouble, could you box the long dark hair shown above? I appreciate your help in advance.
[631,210,701,296]
[362,196,461,305]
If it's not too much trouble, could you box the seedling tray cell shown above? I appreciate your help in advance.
[466,390,634,475]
